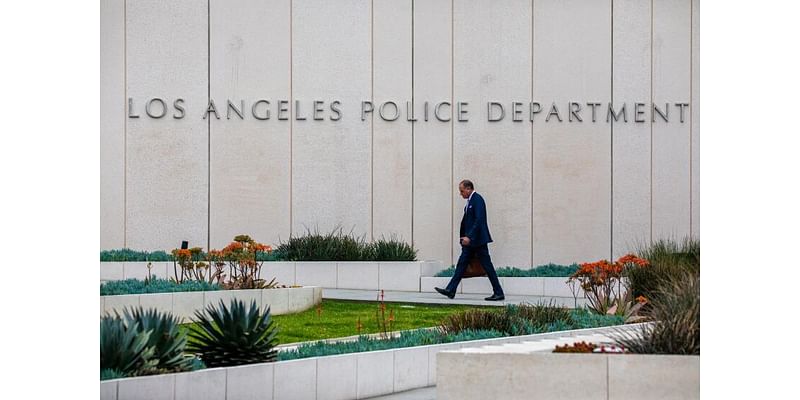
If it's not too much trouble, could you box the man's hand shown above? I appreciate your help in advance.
[460,237,471,246]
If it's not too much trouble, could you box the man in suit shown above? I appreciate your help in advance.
[436,180,505,301]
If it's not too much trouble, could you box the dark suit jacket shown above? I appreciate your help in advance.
[459,192,493,246]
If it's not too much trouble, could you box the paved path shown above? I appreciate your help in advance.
[323,288,585,308]
[364,387,436,400]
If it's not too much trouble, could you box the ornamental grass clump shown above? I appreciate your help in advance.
[613,273,700,355]
[276,227,416,261]
[627,236,700,300]
[187,299,279,368]
[277,227,369,261]
[369,235,417,261]
[440,302,577,336]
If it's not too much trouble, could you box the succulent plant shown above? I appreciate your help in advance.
[187,299,279,368]
[121,307,196,373]
[100,316,157,376]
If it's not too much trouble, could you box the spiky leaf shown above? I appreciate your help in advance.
[187,299,279,367]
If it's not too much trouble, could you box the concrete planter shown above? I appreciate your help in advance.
[437,352,699,400]
[100,333,529,400]
[100,325,633,400]
[101,287,322,322]
[102,261,430,292]
[292,261,424,292]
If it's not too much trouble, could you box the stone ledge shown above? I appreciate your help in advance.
[101,287,321,322]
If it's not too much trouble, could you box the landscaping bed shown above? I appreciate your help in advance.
[102,314,626,400]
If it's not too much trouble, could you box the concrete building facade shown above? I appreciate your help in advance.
[101,0,699,267]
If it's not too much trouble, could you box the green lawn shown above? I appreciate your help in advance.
[181,300,492,345]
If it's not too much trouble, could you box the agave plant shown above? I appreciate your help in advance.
[120,307,196,373]
[100,316,157,377]
[187,299,279,368]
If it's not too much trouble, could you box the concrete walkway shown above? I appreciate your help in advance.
[323,288,584,308]
[364,386,436,400]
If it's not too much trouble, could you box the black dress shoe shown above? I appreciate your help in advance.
[485,294,505,301]
[435,287,455,299]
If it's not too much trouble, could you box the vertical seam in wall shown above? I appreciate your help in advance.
[123,0,127,248]
[610,0,614,260]
[530,0,534,268]
[355,356,359,399]
[371,0,375,242]
[207,0,211,251]
[272,358,276,399]
[606,356,610,399]
[450,0,454,266]
[289,0,294,238]
[411,0,415,248]
[689,0,693,236]
[392,351,396,392]
[649,0,654,243]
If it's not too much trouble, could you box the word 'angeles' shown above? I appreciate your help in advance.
[128,98,691,123]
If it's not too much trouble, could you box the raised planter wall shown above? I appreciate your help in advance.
[101,287,322,322]
[99,325,630,400]
[438,352,699,400]
[102,261,442,292]
[103,261,601,300]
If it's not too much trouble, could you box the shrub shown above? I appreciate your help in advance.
[100,277,221,296]
[187,299,279,368]
[627,237,700,300]
[613,273,700,355]
[434,263,579,278]
[508,302,572,327]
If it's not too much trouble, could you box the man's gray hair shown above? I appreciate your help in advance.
[459,179,474,190]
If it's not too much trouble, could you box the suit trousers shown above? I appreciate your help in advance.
[446,244,504,296]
